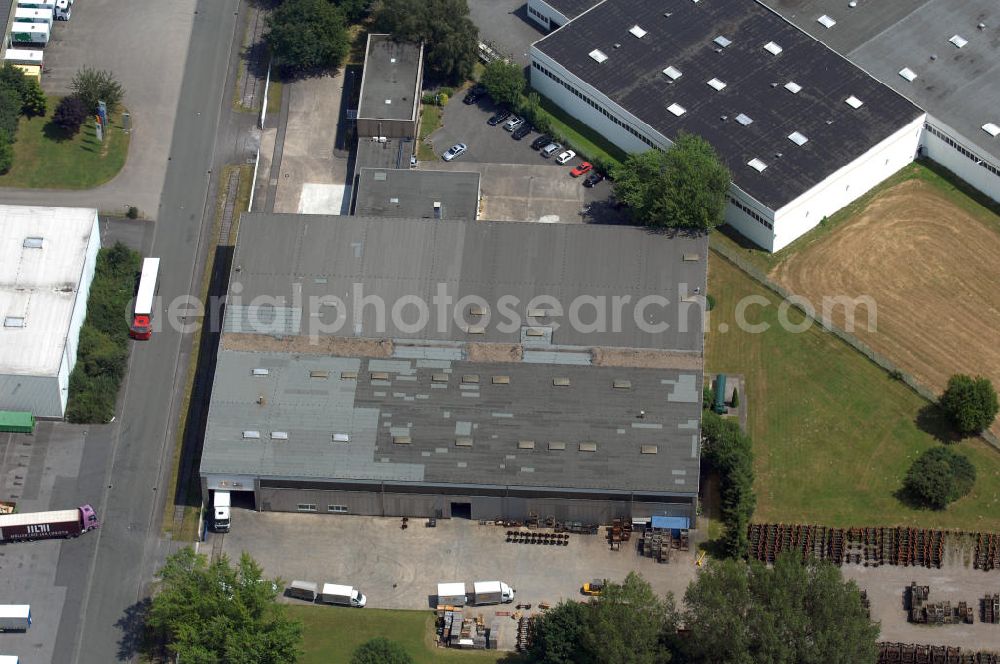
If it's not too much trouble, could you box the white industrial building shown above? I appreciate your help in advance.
[0,206,100,418]
[528,0,926,252]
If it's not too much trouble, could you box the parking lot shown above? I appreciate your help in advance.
[219,510,698,649]
[468,0,547,66]
[425,94,622,224]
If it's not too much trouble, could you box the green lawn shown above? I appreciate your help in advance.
[417,104,442,162]
[287,606,512,664]
[0,96,129,189]
[535,92,627,170]
[706,254,1000,530]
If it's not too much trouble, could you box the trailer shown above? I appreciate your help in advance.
[3,49,43,67]
[437,582,467,607]
[14,6,52,26]
[16,0,56,9]
[286,581,318,602]
[0,504,99,542]
[0,605,30,632]
[10,22,50,45]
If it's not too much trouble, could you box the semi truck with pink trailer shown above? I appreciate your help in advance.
[0,505,99,542]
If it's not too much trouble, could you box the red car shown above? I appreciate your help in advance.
[570,161,593,177]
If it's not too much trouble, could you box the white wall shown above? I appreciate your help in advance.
[771,114,925,252]
[56,212,100,416]
[725,187,777,251]
[526,0,570,31]
[920,117,1000,204]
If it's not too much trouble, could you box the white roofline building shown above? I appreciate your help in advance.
[0,205,100,418]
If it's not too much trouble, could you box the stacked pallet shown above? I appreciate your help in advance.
[748,524,948,568]
[878,643,1000,663]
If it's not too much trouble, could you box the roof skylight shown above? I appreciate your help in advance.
[788,131,809,145]
[629,25,647,39]
[747,158,768,172]
[845,95,864,109]
[983,123,1000,137]
[22,237,43,249]
[667,103,686,116]
[713,35,732,48]
[949,35,968,48]
[3,316,25,328]
[784,81,802,94]
[735,113,753,126]
[764,41,783,55]
[588,49,608,63]
[663,66,682,80]
[898,67,917,82]
[706,77,726,91]
[817,15,836,28]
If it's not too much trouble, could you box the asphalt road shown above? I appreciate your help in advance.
[52,1,242,662]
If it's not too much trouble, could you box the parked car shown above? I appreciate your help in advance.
[487,109,511,126]
[503,116,525,132]
[555,150,577,165]
[540,142,562,158]
[463,85,485,105]
[583,171,605,187]
[530,134,553,150]
[442,143,468,161]
[511,123,532,140]
[570,161,593,177]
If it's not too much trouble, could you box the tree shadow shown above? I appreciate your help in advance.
[114,597,152,661]
[915,403,962,444]
[43,120,75,143]
[892,484,940,512]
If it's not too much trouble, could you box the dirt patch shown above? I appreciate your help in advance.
[466,343,523,363]
[770,179,1000,439]
[222,333,393,357]
[592,347,704,370]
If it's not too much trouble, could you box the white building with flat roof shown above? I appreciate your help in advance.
[0,205,100,418]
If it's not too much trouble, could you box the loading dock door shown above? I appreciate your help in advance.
[450,502,472,519]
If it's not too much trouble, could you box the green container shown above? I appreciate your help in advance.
[0,411,35,434]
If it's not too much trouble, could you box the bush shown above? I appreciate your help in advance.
[940,374,998,435]
[701,409,755,558]
[731,387,739,408]
[127,206,139,219]
[0,87,22,140]
[351,637,412,664]
[53,95,89,136]
[71,67,125,116]
[0,129,12,174]
[703,386,715,410]
[20,77,46,117]
[706,293,716,311]
[437,92,449,106]
[904,447,976,510]
[438,86,454,98]
[421,92,436,105]
[480,59,525,108]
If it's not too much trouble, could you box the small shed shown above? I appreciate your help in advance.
[651,515,690,537]
[0,411,34,434]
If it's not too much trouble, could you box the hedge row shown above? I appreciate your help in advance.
[65,242,141,423]
[701,408,756,558]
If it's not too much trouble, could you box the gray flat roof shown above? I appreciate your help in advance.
[356,136,414,171]
[758,0,1000,163]
[200,350,701,494]
[353,168,480,220]
[357,34,422,123]
[225,213,707,352]
[532,0,924,209]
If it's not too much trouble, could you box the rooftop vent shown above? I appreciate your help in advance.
[735,113,753,126]
[518,440,536,450]
[983,123,1000,137]
[525,327,545,337]
[22,237,43,248]
[763,41,782,55]
[252,368,270,376]
[462,374,480,384]
[662,66,682,80]
[713,35,732,48]
[3,316,25,328]
[579,442,598,452]
[817,14,836,28]
[333,433,350,442]
[949,35,968,48]
[747,158,768,172]
[432,373,449,383]
[898,67,917,82]
[373,171,387,181]
[588,49,608,63]
[706,77,726,91]
[492,375,510,385]
[270,431,288,440]
[469,304,485,316]
[788,131,809,146]
[371,371,390,381]
[526,307,547,318]
[552,377,570,387]
[667,103,686,117]
[641,445,659,454]
[455,436,473,448]
[310,370,329,379]
[683,253,701,261]
[242,430,261,439]
[845,95,864,109]
[613,379,632,389]
[384,99,391,104]
[784,81,802,94]
[629,25,647,38]
[341,371,358,380]
[548,441,566,451]
[392,435,411,445]
[466,325,485,335]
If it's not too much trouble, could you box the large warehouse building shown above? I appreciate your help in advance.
[200,213,707,523]
[0,206,100,418]
[528,0,925,251]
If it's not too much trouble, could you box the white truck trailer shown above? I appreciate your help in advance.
[437,582,467,606]
[3,49,43,67]
[212,490,231,532]
[14,7,52,27]
[10,22,49,45]
[319,583,366,608]
[0,605,31,631]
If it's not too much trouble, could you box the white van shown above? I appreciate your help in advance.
[320,583,366,608]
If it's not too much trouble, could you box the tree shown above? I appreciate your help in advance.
[147,547,303,663]
[0,63,28,102]
[940,374,998,435]
[530,573,675,664]
[903,446,976,510]
[333,0,371,22]
[0,129,11,173]
[374,0,478,83]
[680,555,878,664]
[0,87,21,141]
[612,133,729,229]
[701,410,755,558]
[20,77,46,117]
[52,95,89,136]
[71,67,125,116]
[730,387,739,408]
[351,637,413,664]
[481,59,525,107]
[267,0,349,74]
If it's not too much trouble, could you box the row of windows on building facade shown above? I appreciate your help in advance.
[925,123,1000,178]
[728,196,774,230]
[298,504,348,513]
[527,4,548,23]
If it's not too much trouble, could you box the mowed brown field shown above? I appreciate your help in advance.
[770,178,1000,439]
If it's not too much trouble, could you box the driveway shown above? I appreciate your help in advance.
[468,0,548,67]
[0,0,198,216]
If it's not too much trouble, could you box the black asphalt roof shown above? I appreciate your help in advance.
[533,0,924,209]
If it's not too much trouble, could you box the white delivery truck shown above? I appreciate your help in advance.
[286,580,319,602]
[14,7,52,27]
[10,22,49,45]
[0,605,31,631]
[471,580,515,605]
[4,49,43,67]
[437,582,467,606]
[212,491,231,532]
[320,583,366,608]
